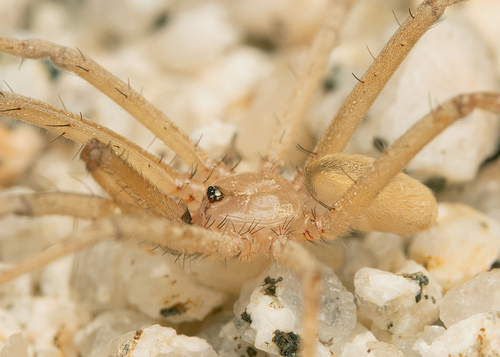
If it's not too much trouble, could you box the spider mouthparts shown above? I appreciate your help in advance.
[181,208,193,225]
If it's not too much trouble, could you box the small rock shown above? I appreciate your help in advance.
[415,310,500,357]
[108,325,218,357]
[340,331,404,357]
[411,325,446,357]
[354,260,442,337]
[233,264,356,355]
[71,242,227,323]
[409,203,500,291]
[440,269,500,328]
[74,309,156,357]
[149,3,239,72]
[360,20,500,182]
[217,321,269,357]
[0,332,30,357]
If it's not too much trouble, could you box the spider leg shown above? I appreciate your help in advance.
[304,0,468,167]
[0,192,151,219]
[0,37,215,171]
[0,214,255,285]
[260,0,354,172]
[81,139,185,220]
[270,238,322,357]
[0,91,179,193]
[321,92,500,237]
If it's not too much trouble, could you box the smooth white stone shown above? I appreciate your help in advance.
[418,310,500,357]
[233,264,356,355]
[410,203,500,291]
[363,20,499,182]
[340,331,404,357]
[355,261,442,336]
[440,269,500,328]
[109,325,218,357]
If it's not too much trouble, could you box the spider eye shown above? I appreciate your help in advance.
[207,186,224,203]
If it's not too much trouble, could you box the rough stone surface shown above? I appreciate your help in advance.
[108,325,219,357]
[74,309,156,357]
[415,310,500,357]
[233,264,356,355]
[340,331,404,357]
[440,269,500,328]
[217,321,270,357]
[71,242,227,323]
[356,20,500,182]
[438,159,500,223]
[0,332,30,357]
[0,309,28,356]
[409,203,500,291]
[355,260,442,337]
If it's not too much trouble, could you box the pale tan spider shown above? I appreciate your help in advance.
[0,0,500,356]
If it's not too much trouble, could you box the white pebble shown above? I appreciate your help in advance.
[340,331,404,357]
[217,321,268,357]
[365,20,499,182]
[0,309,25,354]
[71,242,227,323]
[233,264,356,355]
[0,333,30,357]
[416,310,500,357]
[409,203,500,291]
[109,325,218,357]
[411,325,446,357]
[440,269,500,328]
[355,260,442,337]
[150,3,239,72]
[74,309,156,357]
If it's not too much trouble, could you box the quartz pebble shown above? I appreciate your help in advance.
[74,309,156,357]
[233,264,356,355]
[149,2,239,72]
[228,0,329,45]
[108,325,218,357]
[409,325,446,357]
[71,242,227,323]
[363,232,407,273]
[409,203,500,291]
[340,330,404,357]
[357,20,500,182]
[216,321,269,357]
[355,260,442,337]
[414,310,500,357]
[438,159,500,222]
[333,232,406,292]
[440,269,500,328]
[0,309,27,356]
[0,333,30,357]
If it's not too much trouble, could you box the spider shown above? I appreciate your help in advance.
[0,0,499,356]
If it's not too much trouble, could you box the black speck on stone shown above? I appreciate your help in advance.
[401,272,429,303]
[263,276,283,297]
[241,309,252,324]
[373,136,389,152]
[490,260,500,270]
[247,346,257,357]
[272,330,300,357]
[160,303,186,317]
